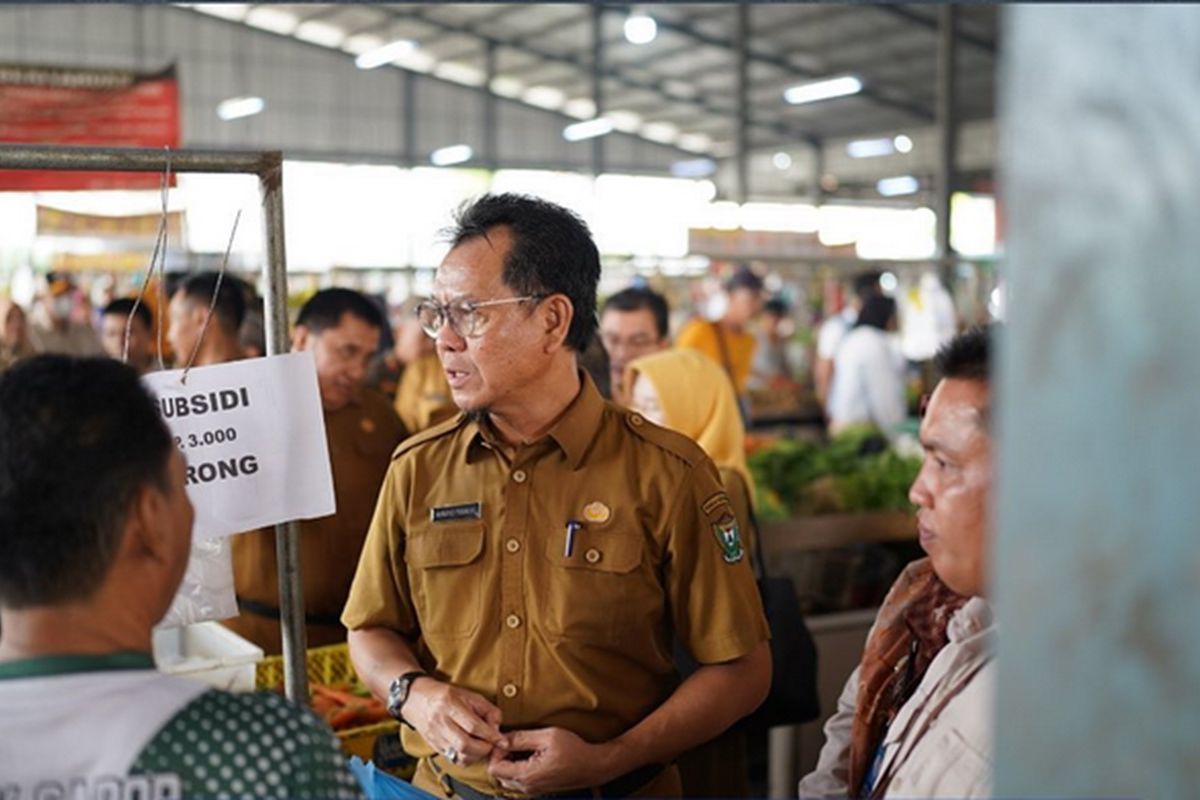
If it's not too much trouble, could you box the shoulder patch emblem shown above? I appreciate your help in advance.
[712,514,745,565]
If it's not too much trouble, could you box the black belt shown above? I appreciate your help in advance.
[236,596,343,628]
[439,763,664,800]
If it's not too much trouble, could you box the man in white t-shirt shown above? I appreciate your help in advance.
[814,271,882,408]
[0,355,363,798]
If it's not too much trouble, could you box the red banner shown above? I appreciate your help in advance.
[0,63,180,191]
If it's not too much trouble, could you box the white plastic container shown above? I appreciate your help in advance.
[153,621,264,692]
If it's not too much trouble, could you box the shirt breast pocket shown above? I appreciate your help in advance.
[540,532,652,643]
[406,524,487,639]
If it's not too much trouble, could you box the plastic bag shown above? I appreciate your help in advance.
[347,757,438,800]
[157,536,237,629]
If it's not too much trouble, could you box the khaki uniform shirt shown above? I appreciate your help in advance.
[28,319,103,358]
[226,389,407,655]
[393,352,456,434]
[343,373,769,794]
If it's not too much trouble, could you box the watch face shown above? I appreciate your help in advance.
[387,677,408,715]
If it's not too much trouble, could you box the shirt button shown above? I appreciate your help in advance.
[630,414,644,426]
[585,548,601,564]
[506,614,522,629]
[505,538,521,554]
[512,469,527,483]
[502,683,519,698]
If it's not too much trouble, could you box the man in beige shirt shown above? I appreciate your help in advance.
[344,194,770,799]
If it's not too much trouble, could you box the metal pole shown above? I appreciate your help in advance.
[591,4,605,176]
[258,154,310,707]
[935,6,959,287]
[736,2,751,204]
[769,727,797,798]
[484,40,498,172]
[403,71,417,166]
[0,144,280,174]
[810,142,825,205]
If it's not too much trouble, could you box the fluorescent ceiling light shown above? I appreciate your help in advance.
[606,110,643,133]
[356,40,417,70]
[295,21,345,48]
[784,75,862,105]
[847,137,896,159]
[670,158,716,178]
[641,121,679,145]
[563,117,615,142]
[190,3,248,22]
[624,12,658,45]
[430,144,473,167]
[772,152,792,170]
[434,61,485,87]
[893,134,914,153]
[216,96,265,122]
[564,98,597,120]
[876,175,921,197]
[522,85,566,110]
[490,76,525,98]
[244,7,297,35]
[678,133,712,153]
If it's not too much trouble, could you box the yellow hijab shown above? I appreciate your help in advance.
[624,348,753,496]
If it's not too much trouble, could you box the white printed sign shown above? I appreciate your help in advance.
[143,352,336,540]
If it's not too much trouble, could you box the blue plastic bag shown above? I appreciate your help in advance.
[347,756,439,800]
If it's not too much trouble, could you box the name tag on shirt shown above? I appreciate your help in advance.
[430,502,483,523]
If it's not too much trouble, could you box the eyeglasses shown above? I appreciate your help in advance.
[416,295,546,339]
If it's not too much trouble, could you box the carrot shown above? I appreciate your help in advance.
[312,684,361,706]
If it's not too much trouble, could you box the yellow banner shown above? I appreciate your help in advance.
[50,252,154,273]
[37,206,184,240]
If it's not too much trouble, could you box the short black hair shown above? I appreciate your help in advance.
[101,297,152,330]
[296,288,386,335]
[935,325,994,383]
[725,266,765,293]
[0,356,175,608]
[445,193,600,352]
[856,294,896,330]
[853,271,883,301]
[174,271,248,336]
[601,287,669,340]
[764,297,790,317]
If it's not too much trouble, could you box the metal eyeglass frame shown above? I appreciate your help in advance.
[416,294,546,339]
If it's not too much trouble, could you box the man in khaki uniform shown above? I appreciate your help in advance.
[226,289,406,654]
[344,194,770,799]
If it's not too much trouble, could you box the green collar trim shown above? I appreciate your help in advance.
[0,651,154,681]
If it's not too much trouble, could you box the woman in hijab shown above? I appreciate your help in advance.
[624,347,757,798]
[0,298,35,371]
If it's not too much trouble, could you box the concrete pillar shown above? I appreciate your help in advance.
[996,6,1200,797]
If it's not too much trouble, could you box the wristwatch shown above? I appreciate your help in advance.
[386,670,429,723]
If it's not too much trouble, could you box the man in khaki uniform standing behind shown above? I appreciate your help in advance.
[226,289,407,653]
[344,194,770,799]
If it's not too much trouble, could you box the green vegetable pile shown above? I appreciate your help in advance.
[748,426,922,521]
